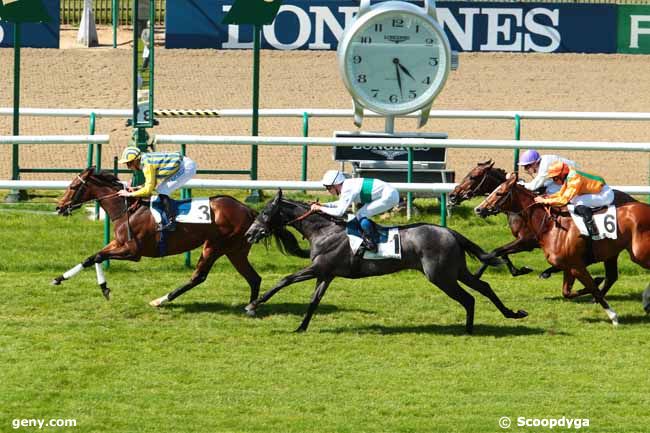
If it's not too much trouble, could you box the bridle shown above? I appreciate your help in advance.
[62,174,128,220]
[489,183,553,239]
[456,168,505,201]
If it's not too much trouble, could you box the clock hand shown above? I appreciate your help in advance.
[398,62,415,81]
[393,58,403,98]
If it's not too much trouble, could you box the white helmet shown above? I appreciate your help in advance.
[321,170,346,186]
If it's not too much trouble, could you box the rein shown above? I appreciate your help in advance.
[286,209,316,225]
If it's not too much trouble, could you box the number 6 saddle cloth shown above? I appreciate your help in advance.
[567,204,617,241]
[149,195,213,226]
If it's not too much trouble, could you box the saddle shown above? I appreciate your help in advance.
[345,217,401,260]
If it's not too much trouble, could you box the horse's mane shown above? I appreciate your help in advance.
[89,168,123,187]
[280,198,347,226]
[488,166,507,181]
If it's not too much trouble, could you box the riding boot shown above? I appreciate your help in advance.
[575,205,598,239]
[159,194,176,232]
[359,217,378,253]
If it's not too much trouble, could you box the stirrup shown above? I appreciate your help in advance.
[158,220,177,232]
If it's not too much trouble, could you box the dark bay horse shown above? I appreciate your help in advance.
[244,190,528,333]
[474,174,650,325]
[54,167,264,307]
[448,159,554,279]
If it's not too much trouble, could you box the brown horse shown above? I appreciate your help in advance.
[448,159,552,279]
[474,173,650,325]
[53,167,265,308]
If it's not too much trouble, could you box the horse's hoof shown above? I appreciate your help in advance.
[51,277,62,286]
[149,296,168,308]
[245,308,257,317]
[245,302,257,312]
[294,327,307,333]
[515,267,533,276]
[516,309,529,318]
[539,271,552,279]
[102,288,111,301]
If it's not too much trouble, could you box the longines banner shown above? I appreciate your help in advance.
[166,0,622,53]
[618,6,650,54]
[0,0,59,48]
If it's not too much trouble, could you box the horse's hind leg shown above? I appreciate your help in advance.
[571,266,618,326]
[246,265,318,313]
[424,266,476,333]
[459,268,528,320]
[150,244,223,307]
[226,248,262,306]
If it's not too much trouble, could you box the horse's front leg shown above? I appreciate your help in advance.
[51,240,140,300]
[245,265,318,313]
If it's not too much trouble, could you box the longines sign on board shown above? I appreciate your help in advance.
[166,0,620,53]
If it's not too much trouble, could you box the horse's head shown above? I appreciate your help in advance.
[245,189,285,244]
[56,167,122,216]
[474,172,521,218]
[448,159,504,207]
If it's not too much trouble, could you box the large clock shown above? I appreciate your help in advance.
[338,0,453,128]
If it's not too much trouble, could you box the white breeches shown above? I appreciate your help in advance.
[356,189,399,219]
[570,185,614,208]
[156,157,197,196]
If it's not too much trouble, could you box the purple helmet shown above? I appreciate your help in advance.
[518,150,541,166]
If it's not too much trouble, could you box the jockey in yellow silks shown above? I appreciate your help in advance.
[534,161,614,238]
[117,147,197,230]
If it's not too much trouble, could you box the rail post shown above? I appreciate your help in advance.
[514,114,522,172]
[407,147,413,220]
[6,23,26,203]
[112,0,118,48]
[301,112,309,183]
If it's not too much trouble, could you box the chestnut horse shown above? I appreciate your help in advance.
[53,167,264,307]
[475,173,650,325]
[448,159,554,279]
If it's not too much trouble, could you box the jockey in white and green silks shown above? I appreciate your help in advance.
[311,170,399,252]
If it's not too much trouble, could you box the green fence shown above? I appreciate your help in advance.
[60,0,165,26]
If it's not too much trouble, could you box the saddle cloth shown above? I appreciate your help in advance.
[149,195,212,225]
[567,204,617,240]
[346,216,401,260]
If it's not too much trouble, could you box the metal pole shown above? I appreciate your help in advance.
[7,24,24,203]
[246,24,261,203]
[112,0,118,48]
[301,112,309,183]
[407,147,413,220]
[181,142,191,268]
[88,113,102,219]
[440,193,447,227]
[514,114,521,173]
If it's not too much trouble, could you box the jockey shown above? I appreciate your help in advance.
[117,146,197,231]
[534,161,614,239]
[518,149,576,194]
[311,170,399,253]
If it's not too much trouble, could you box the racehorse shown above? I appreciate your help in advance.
[474,173,650,325]
[244,190,528,333]
[448,159,556,279]
[54,166,267,307]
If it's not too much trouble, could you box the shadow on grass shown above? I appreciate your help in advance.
[580,314,650,325]
[544,293,642,303]
[165,301,374,317]
[321,322,552,337]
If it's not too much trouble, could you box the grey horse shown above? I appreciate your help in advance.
[244,190,528,333]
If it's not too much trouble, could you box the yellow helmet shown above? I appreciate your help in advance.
[118,146,142,164]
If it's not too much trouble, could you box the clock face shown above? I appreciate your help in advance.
[341,8,450,115]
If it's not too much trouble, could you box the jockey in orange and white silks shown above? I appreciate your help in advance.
[311,170,399,252]
[518,149,577,194]
[534,161,614,238]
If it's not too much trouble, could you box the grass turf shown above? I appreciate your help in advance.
[0,191,649,432]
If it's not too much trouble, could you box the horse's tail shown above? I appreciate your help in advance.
[449,229,503,267]
[273,227,311,258]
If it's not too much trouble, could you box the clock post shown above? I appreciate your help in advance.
[337,0,457,219]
